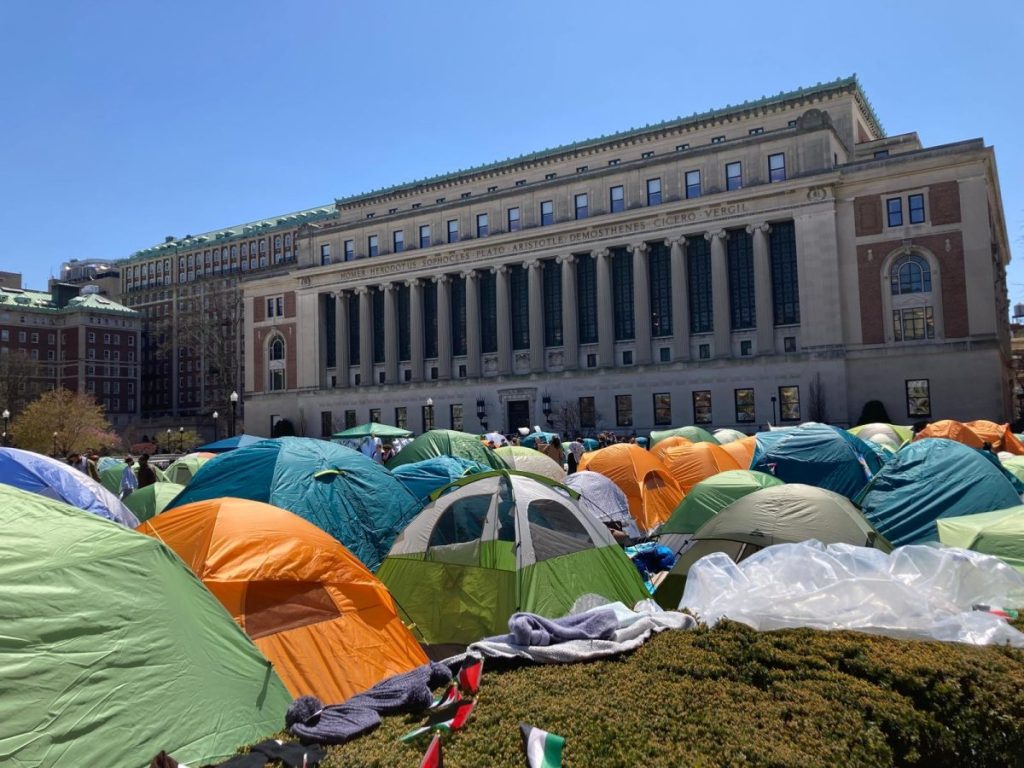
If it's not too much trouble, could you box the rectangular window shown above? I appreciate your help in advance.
[266,298,275,318]
[510,264,529,350]
[479,270,497,354]
[649,241,672,337]
[726,161,742,191]
[908,193,926,224]
[372,288,385,364]
[893,307,935,341]
[579,396,596,428]
[610,185,625,213]
[451,275,467,356]
[622,350,633,365]
[653,393,672,426]
[784,336,797,353]
[574,193,588,220]
[397,283,411,362]
[423,280,438,359]
[320,244,331,265]
[345,410,357,429]
[577,255,598,345]
[693,390,712,425]
[543,259,563,346]
[276,297,284,317]
[447,219,459,243]
[515,179,526,186]
[711,135,726,143]
[615,395,633,427]
[727,229,755,330]
[611,248,634,341]
[676,143,690,151]
[740,340,752,356]
[687,237,713,334]
[419,224,431,248]
[646,178,662,205]
[906,379,931,418]
[608,158,620,166]
[507,207,521,231]
[422,403,435,431]
[348,292,360,365]
[31,332,39,343]
[779,386,801,421]
[887,197,903,227]
[476,212,489,238]
[769,221,800,325]
[874,149,890,158]
[460,192,471,199]
[540,200,554,226]
[344,239,354,261]
[685,170,701,199]
[393,230,404,253]
[450,403,464,431]
[586,353,597,368]
[768,153,786,182]
[320,411,333,438]
[748,127,764,135]
[394,407,407,430]
[545,172,556,180]
[369,408,381,424]
[735,388,755,423]
[368,235,379,257]
[576,165,588,173]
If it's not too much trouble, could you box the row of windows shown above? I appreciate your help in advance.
[85,349,134,361]
[0,330,59,344]
[589,385,803,429]
[333,154,790,261]
[126,236,297,290]
[886,193,926,227]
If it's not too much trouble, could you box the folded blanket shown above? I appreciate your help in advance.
[508,609,618,646]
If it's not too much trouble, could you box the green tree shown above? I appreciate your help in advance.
[11,388,122,457]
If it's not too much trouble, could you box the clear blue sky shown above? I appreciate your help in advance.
[2,1,1022,300]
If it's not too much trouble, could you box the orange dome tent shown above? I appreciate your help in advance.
[719,435,757,469]
[138,497,428,702]
[650,435,693,463]
[965,420,1024,454]
[578,444,682,534]
[913,420,984,450]
[661,442,742,494]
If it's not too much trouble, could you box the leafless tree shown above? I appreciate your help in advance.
[0,352,44,417]
[808,372,830,423]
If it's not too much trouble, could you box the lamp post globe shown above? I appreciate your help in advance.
[212,411,219,442]
[229,391,239,437]
[2,408,8,447]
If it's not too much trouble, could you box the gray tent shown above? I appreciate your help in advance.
[563,470,642,540]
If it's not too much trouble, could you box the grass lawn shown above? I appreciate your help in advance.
[273,620,1024,768]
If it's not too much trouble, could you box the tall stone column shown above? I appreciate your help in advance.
[630,242,651,364]
[434,275,451,380]
[707,230,730,358]
[494,265,511,375]
[669,237,689,361]
[382,283,398,384]
[750,222,774,355]
[527,260,544,372]
[464,270,481,378]
[408,278,424,382]
[558,254,578,369]
[335,291,349,388]
[357,286,372,386]
[595,248,613,366]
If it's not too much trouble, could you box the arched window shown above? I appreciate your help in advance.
[269,337,284,361]
[890,254,931,295]
[268,335,285,391]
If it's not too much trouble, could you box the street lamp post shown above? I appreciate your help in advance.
[52,431,58,457]
[178,426,184,453]
[230,391,239,437]
[212,411,219,442]
[166,428,171,453]
[770,395,778,427]
[424,397,434,432]
[2,408,9,447]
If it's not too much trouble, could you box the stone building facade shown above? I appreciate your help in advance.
[236,77,1013,437]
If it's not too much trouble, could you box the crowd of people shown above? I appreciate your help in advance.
[65,449,157,499]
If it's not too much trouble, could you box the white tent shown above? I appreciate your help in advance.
[563,470,641,539]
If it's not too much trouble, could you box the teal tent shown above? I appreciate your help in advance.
[386,429,508,471]
[521,431,559,449]
[752,423,882,500]
[196,434,267,453]
[168,436,421,572]
[0,484,289,767]
[333,422,413,439]
[392,456,490,503]
[858,438,1022,546]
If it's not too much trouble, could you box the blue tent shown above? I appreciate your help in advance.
[391,456,489,503]
[751,423,883,500]
[521,431,559,449]
[195,434,267,453]
[0,447,139,527]
[166,437,421,571]
[858,438,1022,546]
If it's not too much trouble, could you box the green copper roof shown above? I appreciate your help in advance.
[65,293,138,315]
[333,75,882,207]
[0,287,137,316]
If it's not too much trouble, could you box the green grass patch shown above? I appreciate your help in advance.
[273,621,1024,767]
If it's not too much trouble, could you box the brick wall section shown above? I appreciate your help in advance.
[857,231,968,344]
[285,326,297,389]
[252,322,297,392]
[929,181,961,225]
[854,195,883,236]
[252,327,267,393]
[283,291,296,319]
[253,296,265,323]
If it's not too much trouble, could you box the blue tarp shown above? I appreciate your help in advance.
[167,437,422,571]
[195,434,267,453]
[392,456,489,503]
[0,447,139,527]
[858,438,1022,546]
[752,423,883,500]
[521,431,559,449]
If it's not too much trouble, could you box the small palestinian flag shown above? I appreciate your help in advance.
[419,733,443,768]
[457,658,483,694]
[399,698,476,742]
[520,723,564,768]
[430,683,461,709]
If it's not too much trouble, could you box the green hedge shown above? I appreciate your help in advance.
[281,622,1024,767]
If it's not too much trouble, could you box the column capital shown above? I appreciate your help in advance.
[704,229,728,242]
[595,248,611,260]
[524,259,542,271]
[460,269,477,281]
[378,282,394,293]
[556,253,576,265]
[490,264,508,275]
[746,222,772,235]
[431,274,449,285]
[354,286,369,296]
[404,277,419,288]
[670,234,687,248]
[629,242,649,256]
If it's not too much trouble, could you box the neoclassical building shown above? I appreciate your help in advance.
[239,77,1013,438]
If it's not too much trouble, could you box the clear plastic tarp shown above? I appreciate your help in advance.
[681,540,1024,646]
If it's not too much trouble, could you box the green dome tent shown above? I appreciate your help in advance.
[165,452,215,485]
[650,426,720,447]
[713,428,749,444]
[495,445,566,480]
[0,484,289,767]
[98,462,168,494]
[655,484,888,609]
[377,470,648,651]
[1002,456,1024,484]
[937,506,1024,574]
[122,481,186,522]
[849,423,912,448]
[386,429,508,471]
[167,437,421,572]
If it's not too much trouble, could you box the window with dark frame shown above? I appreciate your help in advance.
[611,248,635,341]
[693,390,712,424]
[768,153,786,182]
[423,280,438,358]
[320,243,331,265]
[726,161,742,191]
[649,241,672,337]
[908,193,926,224]
[394,407,407,430]
[369,408,381,423]
[687,237,713,334]
[508,207,521,231]
[779,386,801,421]
[344,239,354,261]
[368,234,379,257]
[451,275,467,355]
[575,193,588,220]
[890,254,932,295]
[540,200,554,226]
[345,409,357,429]
[476,212,489,238]
[615,394,633,427]
[887,197,903,227]
[770,221,800,325]
[509,264,529,350]
[450,403,464,431]
[906,379,931,418]
[893,307,935,341]
[393,230,404,253]
[727,229,755,330]
[397,283,410,361]
[577,256,598,344]
[579,396,596,428]
[653,393,672,426]
[647,178,662,205]
[447,219,459,243]
[419,224,431,248]
[685,170,701,199]
[734,388,755,422]
[543,259,563,346]
[699,343,710,359]
[610,185,625,213]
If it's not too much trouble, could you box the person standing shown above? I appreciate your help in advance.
[120,457,138,499]
[137,453,157,489]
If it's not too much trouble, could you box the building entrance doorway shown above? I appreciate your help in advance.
[507,400,531,434]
